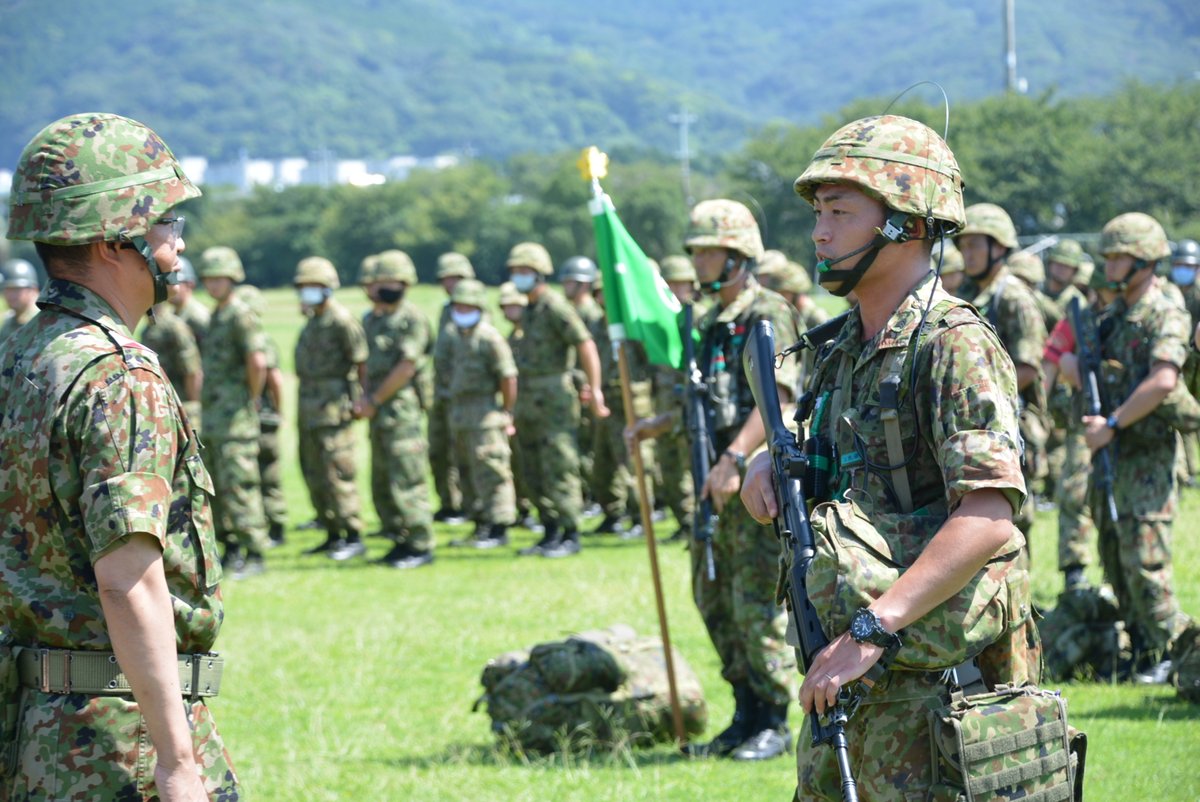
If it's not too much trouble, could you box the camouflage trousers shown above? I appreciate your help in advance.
[428,395,464,513]
[1055,426,1095,571]
[591,388,655,520]
[656,428,694,538]
[693,501,795,707]
[259,421,287,528]
[298,422,363,535]
[451,417,516,527]
[3,690,238,801]
[370,415,433,552]
[514,374,583,532]
[205,436,269,554]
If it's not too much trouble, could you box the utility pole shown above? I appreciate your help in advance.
[1004,0,1019,93]
[668,104,696,208]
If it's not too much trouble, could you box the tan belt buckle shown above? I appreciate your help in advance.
[39,648,50,693]
[63,651,72,693]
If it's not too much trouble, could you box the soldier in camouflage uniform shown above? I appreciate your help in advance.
[169,250,210,348]
[508,241,609,558]
[138,260,202,422]
[1073,213,1196,683]
[756,249,829,332]
[1,112,238,800]
[499,281,536,526]
[294,256,370,560]
[197,245,271,578]
[560,256,604,517]
[1043,239,1091,331]
[430,252,474,523]
[355,250,437,569]
[438,279,519,548]
[1169,240,1200,484]
[0,258,40,343]
[742,114,1039,800]
[956,204,1049,538]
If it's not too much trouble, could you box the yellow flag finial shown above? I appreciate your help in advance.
[577,146,609,182]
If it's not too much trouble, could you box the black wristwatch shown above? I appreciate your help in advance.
[1105,413,1121,431]
[723,449,746,470]
[849,608,902,651]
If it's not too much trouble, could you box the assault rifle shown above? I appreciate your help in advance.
[682,302,717,581]
[1067,297,1119,524]
[744,318,859,802]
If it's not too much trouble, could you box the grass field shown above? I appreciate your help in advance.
[201,284,1199,801]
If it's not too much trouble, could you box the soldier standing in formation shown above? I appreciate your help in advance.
[507,241,609,558]
[138,258,202,421]
[498,280,536,527]
[439,279,519,549]
[1,111,239,800]
[197,245,271,578]
[430,251,475,524]
[356,250,437,569]
[0,258,40,342]
[294,256,370,560]
[559,255,604,515]
[170,250,210,347]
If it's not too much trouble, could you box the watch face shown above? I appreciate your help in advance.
[850,610,872,640]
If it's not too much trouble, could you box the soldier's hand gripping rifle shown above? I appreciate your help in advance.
[1067,297,1119,524]
[744,318,859,802]
[682,302,717,581]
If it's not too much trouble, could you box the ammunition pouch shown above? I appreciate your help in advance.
[14,647,223,699]
[928,685,1084,802]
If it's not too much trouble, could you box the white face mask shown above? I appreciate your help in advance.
[510,273,538,293]
[299,286,330,307]
[452,309,482,329]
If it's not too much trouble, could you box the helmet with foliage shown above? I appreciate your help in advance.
[375,249,417,284]
[498,280,528,307]
[958,203,1018,249]
[1046,238,1085,269]
[684,199,763,260]
[559,255,597,284]
[935,239,964,275]
[294,256,340,288]
[7,112,200,245]
[1,258,40,289]
[660,255,697,284]
[437,251,475,280]
[359,254,380,286]
[507,242,553,275]
[175,255,197,285]
[1173,239,1199,267]
[451,278,487,308]
[1007,250,1045,287]
[1100,212,1171,262]
[199,246,245,282]
[794,115,965,235]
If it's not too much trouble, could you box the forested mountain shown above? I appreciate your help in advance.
[2,0,1197,166]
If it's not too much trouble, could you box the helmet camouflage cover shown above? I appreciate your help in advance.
[199,245,245,282]
[756,250,812,294]
[1,258,40,289]
[1006,250,1045,286]
[294,255,340,289]
[437,251,475,280]
[375,249,417,284]
[659,254,697,284]
[507,242,554,275]
[359,253,380,286]
[794,114,965,235]
[684,199,764,260]
[451,278,487,308]
[1100,212,1172,262]
[958,203,1018,249]
[1046,238,1085,269]
[7,112,200,245]
[1074,253,1095,287]
[498,280,528,307]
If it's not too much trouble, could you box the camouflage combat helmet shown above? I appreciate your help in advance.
[199,246,245,283]
[375,249,417,284]
[1100,212,1171,262]
[1074,253,1095,287]
[451,278,487,308]
[175,255,198,285]
[1173,239,1199,267]
[507,242,554,275]
[437,251,475,280]
[1046,238,1085,269]
[660,254,697,284]
[359,253,380,286]
[935,239,964,275]
[1,258,39,289]
[684,199,764,260]
[7,112,200,245]
[234,284,265,318]
[794,115,965,235]
[958,203,1018,249]
[498,280,528,307]
[559,255,598,284]
[1007,250,1045,286]
[294,255,340,288]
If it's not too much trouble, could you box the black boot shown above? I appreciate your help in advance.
[541,528,581,558]
[302,528,341,555]
[589,514,625,536]
[473,524,509,549]
[266,522,285,549]
[732,699,792,761]
[518,522,560,556]
[231,549,266,580]
[1062,565,1088,592]
[683,684,755,758]
[330,529,366,561]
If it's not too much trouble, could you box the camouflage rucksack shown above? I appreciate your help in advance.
[1039,585,1130,681]
[1170,622,1200,703]
[475,625,707,754]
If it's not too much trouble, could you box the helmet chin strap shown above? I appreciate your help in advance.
[699,254,749,295]
[815,211,911,298]
[967,239,1006,286]
[131,235,180,305]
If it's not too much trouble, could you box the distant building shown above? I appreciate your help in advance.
[174,151,460,194]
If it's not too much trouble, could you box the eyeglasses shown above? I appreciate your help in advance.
[157,215,186,241]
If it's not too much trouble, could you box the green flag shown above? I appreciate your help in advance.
[590,193,684,368]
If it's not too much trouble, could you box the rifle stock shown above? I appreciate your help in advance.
[1067,297,1119,523]
[682,303,717,580]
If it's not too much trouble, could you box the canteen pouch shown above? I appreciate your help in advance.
[927,685,1083,802]
[805,496,1029,670]
[0,631,19,779]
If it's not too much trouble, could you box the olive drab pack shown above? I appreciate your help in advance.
[1170,622,1200,703]
[475,625,707,753]
[1038,585,1130,681]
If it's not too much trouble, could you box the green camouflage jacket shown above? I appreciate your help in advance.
[201,296,267,440]
[439,320,517,427]
[0,306,37,344]
[139,305,200,403]
[363,301,433,425]
[296,299,369,429]
[515,288,591,378]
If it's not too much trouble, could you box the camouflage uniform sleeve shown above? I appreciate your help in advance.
[1001,288,1047,370]
[1149,301,1190,370]
[924,319,1027,514]
[554,297,592,348]
[342,313,369,364]
[489,327,518,380]
[66,357,178,559]
[399,311,432,364]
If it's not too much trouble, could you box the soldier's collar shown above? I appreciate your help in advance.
[37,279,134,339]
[714,275,760,324]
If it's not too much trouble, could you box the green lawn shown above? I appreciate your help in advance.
[202,285,1198,801]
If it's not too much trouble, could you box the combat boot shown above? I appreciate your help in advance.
[1062,565,1088,592]
[683,684,755,758]
[230,550,266,580]
[473,524,509,549]
[302,528,341,555]
[389,548,434,569]
[267,521,285,548]
[589,514,625,536]
[373,541,411,565]
[541,528,581,558]
[434,507,467,524]
[518,522,560,556]
[220,543,242,570]
[330,529,366,561]
[731,699,791,761]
